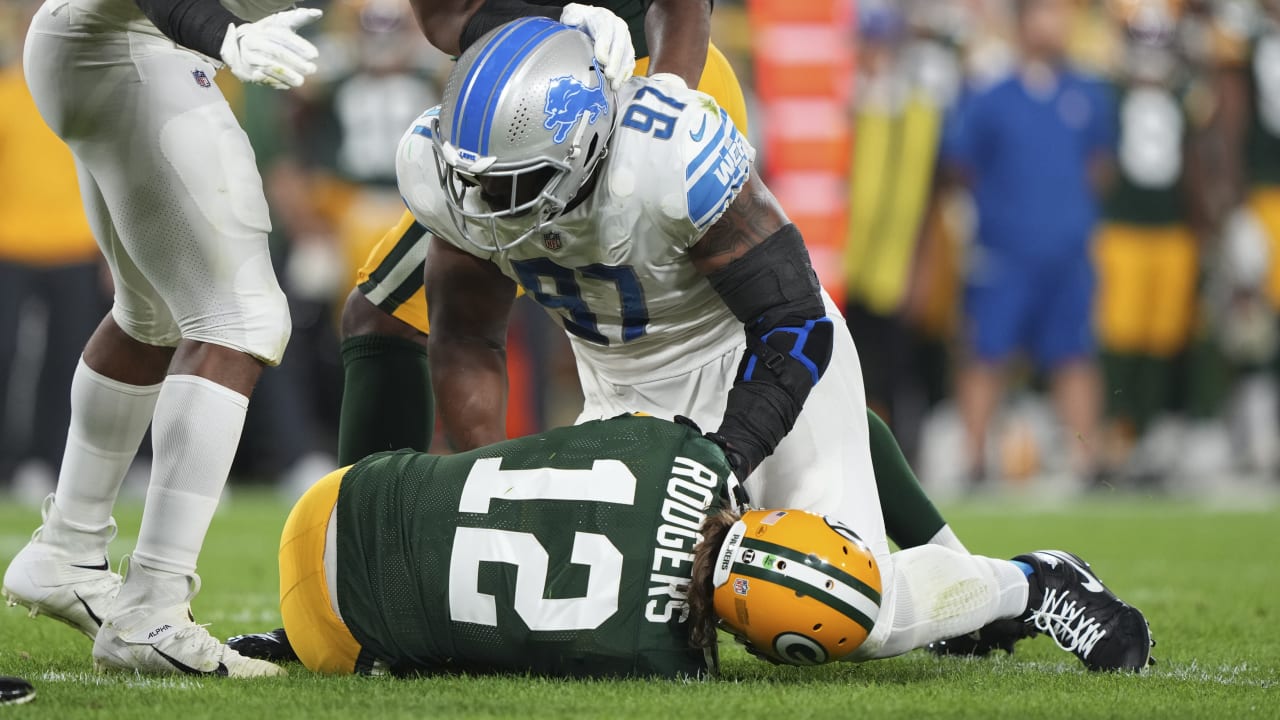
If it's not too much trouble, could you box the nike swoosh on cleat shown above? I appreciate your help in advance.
[74,591,104,628]
[689,115,707,142]
[70,560,110,572]
[1038,551,1105,593]
[153,646,229,676]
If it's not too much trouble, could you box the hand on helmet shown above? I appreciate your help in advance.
[560,3,635,91]
[220,7,323,90]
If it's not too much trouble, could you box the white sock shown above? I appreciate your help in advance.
[854,545,1029,660]
[928,524,969,554]
[130,375,248,584]
[49,358,161,543]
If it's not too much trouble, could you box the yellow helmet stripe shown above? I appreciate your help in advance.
[740,538,882,604]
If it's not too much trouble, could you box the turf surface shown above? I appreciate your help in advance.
[1,491,1276,719]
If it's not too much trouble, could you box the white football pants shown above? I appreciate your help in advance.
[24,1,290,364]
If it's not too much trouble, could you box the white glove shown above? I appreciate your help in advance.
[560,3,635,91]
[220,7,323,90]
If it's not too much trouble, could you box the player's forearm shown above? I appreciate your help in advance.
[134,0,241,58]
[644,0,712,86]
[428,338,509,450]
[703,225,831,479]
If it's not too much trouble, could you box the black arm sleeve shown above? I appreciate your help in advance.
[459,0,562,51]
[134,0,243,59]
[705,224,833,479]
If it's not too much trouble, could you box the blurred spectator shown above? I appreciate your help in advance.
[1214,0,1280,477]
[225,0,451,493]
[286,0,447,291]
[1094,2,1211,483]
[0,1,108,501]
[941,0,1116,486]
[844,0,963,461]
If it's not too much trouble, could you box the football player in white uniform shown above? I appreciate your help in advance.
[3,0,321,677]
[396,19,1152,665]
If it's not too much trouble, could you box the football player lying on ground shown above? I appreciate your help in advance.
[398,17,1037,663]
[249,414,1151,677]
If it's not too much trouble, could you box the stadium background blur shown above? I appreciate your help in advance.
[2,0,1278,505]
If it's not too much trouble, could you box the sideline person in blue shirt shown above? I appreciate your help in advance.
[941,0,1116,485]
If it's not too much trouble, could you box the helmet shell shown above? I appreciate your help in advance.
[712,509,882,664]
[427,17,617,252]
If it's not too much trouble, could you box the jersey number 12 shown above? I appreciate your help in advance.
[448,458,637,631]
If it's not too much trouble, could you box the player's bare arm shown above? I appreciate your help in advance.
[424,236,517,450]
[689,175,833,480]
[644,0,712,86]
[688,175,789,271]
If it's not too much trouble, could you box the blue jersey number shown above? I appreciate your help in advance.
[511,259,649,346]
[621,85,687,141]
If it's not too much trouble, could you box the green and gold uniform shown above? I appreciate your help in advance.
[281,415,731,678]
[1094,82,1198,358]
[1245,25,1280,309]
[1094,80,1199,435]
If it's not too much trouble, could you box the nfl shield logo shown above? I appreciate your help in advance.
[192,69,211,88]
[542,231,563,251]
[733,578,750,596]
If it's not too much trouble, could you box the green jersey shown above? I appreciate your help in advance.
[1247,27,1280,188]
[1102,82,1191,226]
[334,415,731,678]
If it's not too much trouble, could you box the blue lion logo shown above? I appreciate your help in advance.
[543,65,609,144]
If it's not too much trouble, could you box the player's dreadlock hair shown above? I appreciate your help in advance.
[688,509,741,652]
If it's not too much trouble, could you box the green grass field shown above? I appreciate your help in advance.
[2,491,1277,719]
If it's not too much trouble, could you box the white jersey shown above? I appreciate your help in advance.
[66,0,293,37]
[397,75,756,384]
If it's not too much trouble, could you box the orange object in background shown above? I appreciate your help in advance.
[747,0,857,307]
[752,26,855,100]
[746,0,853,24]
[505,329,538,440]
[761,100,853,178]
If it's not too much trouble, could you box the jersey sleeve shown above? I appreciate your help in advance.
[395,105,490,260]
[633,75,755,245]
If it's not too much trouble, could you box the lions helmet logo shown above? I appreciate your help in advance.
[543,64,609,144]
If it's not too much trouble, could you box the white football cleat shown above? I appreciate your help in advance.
[2,495,122,639]
[92,569,284,678]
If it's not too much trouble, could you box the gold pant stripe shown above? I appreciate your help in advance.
[1250,187,1280,309]
[279,466,363,674]
[1093,223,1198,355]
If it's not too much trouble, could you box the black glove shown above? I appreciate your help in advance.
[674,416,753,510]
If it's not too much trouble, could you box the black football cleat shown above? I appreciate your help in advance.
[226,627,298,663]
[1014,550,1154,672]
[927,618,1039,657]
[0,676,35,706]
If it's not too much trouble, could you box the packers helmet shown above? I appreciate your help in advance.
[712,509,882,665]
[427,17,617,253]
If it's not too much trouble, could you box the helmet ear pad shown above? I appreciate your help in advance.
[711,510,883,665]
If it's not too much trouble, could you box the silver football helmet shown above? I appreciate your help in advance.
[428,17,618,253]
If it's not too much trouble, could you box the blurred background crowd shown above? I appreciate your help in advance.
[2,0,1280,503]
